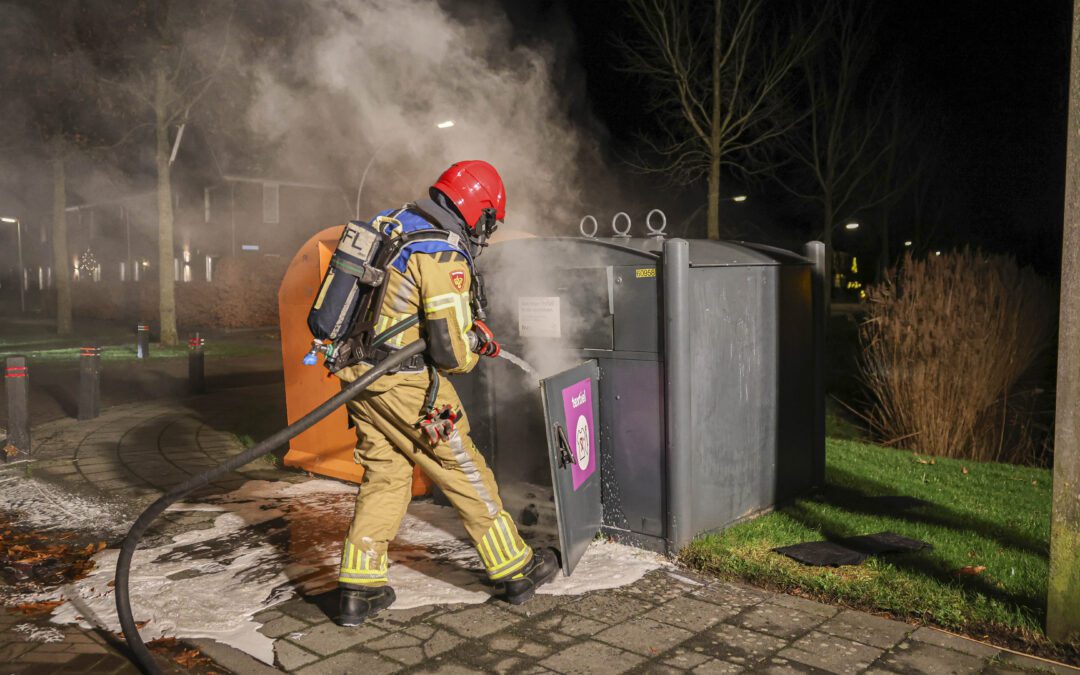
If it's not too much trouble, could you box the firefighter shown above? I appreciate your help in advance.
[333,160,558,626]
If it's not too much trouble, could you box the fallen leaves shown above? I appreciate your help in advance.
[4,444,18,458]
[175,648,216,670]
[147,637,218,671]
[958,565,987,576]
[962,467,969,475]
[914,457,937,465]
[0,514,106,589]
[147,636,178,650]
[13,600,63,616]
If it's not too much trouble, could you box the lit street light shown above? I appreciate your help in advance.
[731,195,748,202]
[436,120,455,129]
[845,222,860,230]
[2,216,24,313]
[904,240,913,247]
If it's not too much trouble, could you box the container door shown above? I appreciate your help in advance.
[541,360,602,576]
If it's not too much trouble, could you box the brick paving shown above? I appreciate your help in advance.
[2,389,1079,674]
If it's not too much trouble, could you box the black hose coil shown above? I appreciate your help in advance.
[114,340,427,674]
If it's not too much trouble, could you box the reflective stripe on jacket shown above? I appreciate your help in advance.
[371,208,477,374]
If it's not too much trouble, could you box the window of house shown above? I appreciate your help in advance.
[263,182,280,224]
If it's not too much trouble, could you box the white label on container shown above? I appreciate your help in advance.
[518,296,561,338]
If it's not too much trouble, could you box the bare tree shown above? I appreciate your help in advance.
[96,0,234,345]
[617,0,824,239]
[908,145,947,254]
[866,90,927,282]
[767,0,899,299]
[0,2,118,334]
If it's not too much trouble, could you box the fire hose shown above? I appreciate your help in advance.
[114,339,427,675]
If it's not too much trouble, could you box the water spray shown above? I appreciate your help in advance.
[497,349,540,379]
[114,340,426,675]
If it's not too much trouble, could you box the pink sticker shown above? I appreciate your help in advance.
[561,378,596,491]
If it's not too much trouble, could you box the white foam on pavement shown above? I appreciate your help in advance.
[45,479,666,664]
[13,623,65,643]
[0,475,128,535]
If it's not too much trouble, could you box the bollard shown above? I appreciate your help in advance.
[136,323,150,359]
[78,345,101,421]
[188,333,206,394]
[4,355,30,460]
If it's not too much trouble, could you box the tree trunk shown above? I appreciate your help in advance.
[707,153,721,240]
[822,192,834,318]
[155,62,178,346]
[706,0,723,240]
[1047,0,1080,643]
[51,155,72,335]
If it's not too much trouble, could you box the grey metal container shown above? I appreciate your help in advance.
[454,235,826,562]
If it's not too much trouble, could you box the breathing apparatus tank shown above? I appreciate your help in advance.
[308,218,388,342]
[303,205,479,372]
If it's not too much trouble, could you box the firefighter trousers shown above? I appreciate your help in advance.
[336,369,532,588]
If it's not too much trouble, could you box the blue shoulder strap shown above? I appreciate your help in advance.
[376,205,473,274]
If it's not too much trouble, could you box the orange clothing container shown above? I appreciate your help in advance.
[277,225,432,496]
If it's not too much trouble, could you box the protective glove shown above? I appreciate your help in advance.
[467,319,501,358]
[418,404,461,444]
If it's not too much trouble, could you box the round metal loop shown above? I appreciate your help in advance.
[579,215,599,238]
[611,212,632,238]
[645,209,667,236]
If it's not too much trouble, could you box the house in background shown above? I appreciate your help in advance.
[1,170,351,315]
[197,174,351,266]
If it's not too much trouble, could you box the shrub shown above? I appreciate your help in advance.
[858,249,1056,464]
[73,256,287,330]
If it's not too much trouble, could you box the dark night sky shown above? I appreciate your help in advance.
[514,0,1072,271]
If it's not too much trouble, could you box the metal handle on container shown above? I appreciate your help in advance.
[554,423,573,468]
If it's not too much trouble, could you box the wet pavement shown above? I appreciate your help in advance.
[1,386,1078,674]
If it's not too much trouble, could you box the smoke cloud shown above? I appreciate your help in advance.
[247,0,599,231]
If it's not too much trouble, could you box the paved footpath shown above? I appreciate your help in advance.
[2,387,1078,674]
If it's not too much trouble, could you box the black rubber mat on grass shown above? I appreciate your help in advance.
[773,532,932,567]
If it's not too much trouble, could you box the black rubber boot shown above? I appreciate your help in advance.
[501,548,560,605]
[337,585,396,626]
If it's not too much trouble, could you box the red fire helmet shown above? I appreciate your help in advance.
[430,160,506,228]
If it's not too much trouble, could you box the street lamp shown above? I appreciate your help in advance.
[904,240,913,247]
[2,216,24,313]
[731,195,748,203]
[354,120,457,219]
[844,222,860,230]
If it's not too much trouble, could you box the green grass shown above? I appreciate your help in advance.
[825,399,866,441]
[0,327,130,350]
[12,342,276,363]
[684,438,1055,645]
